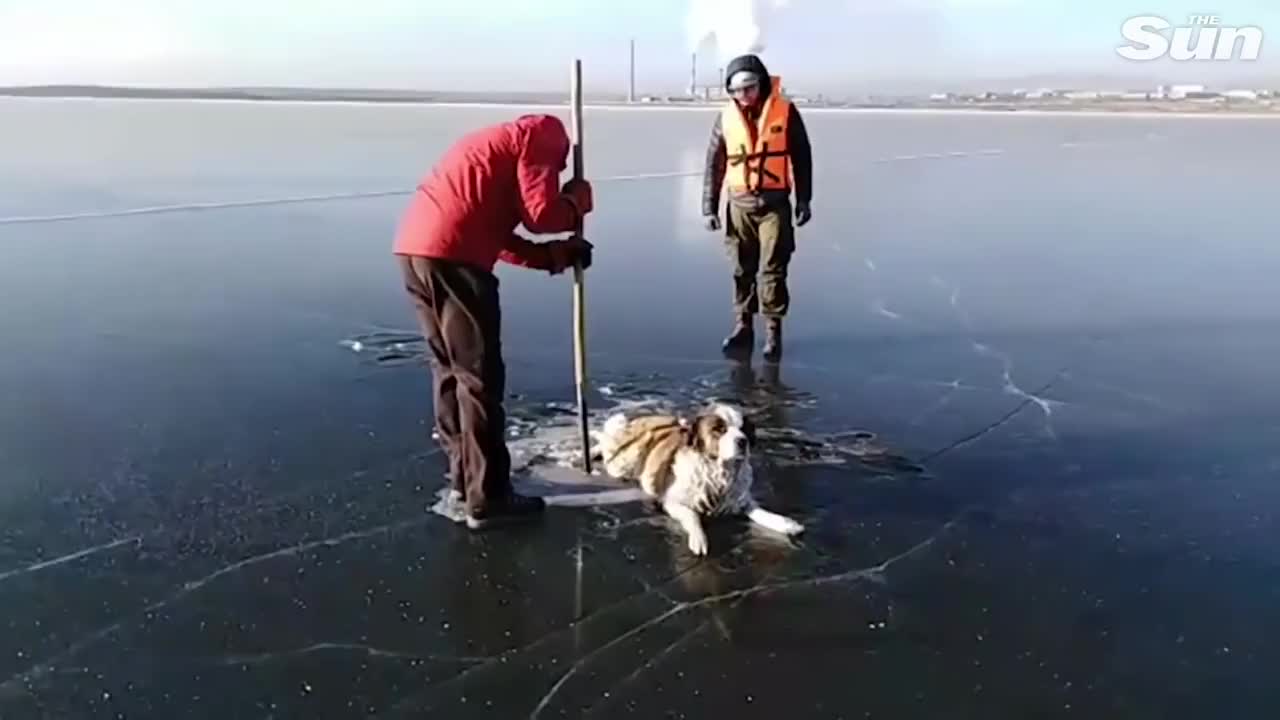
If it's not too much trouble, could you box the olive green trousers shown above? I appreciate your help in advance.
[723,200,794,318]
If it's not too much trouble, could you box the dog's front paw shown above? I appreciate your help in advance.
[748,507,806,537]
[778,517,806,536]
[686,528,709,556]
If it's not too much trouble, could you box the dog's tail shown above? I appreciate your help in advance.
[589,412,630,464]
[602,412,628,438]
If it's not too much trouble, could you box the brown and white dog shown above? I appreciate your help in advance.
[592,403,804,555]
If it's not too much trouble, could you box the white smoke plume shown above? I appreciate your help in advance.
[686,0,791,63]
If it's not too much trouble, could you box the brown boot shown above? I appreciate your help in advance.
[762,317,783,363]
[466,491,546,531]
[721,314,754,357]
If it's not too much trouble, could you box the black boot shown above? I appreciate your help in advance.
[466,491,546,531]
[721,314,755,357]
[762,317,783,363]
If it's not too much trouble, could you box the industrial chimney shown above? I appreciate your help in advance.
[628,39,636,103]
[690,53,697,97]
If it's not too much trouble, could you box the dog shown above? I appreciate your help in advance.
[592,402,804,555]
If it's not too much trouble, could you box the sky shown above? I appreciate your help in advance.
[1,0,1277,94]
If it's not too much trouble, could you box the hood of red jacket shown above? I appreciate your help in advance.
[511,114,570,172]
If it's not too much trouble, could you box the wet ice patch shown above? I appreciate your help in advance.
[423,385,679,521]
[759,428,926,475]
[429,488,467,523]
[516,465,647,508]
[343,334,928,514]
[341,330,426,366]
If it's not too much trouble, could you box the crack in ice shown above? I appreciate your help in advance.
[9,140,1140,230]
[871,300,902,320]
[0,517,428,698]
[377,535,764,718]
[383,506,969,718]
[713,507,972,595]
[217,643,487,667]
[536,568,783,720]
[528,604,688,719]
[0,536,141,584]
[534,508,972,717]
[920,376,1062,464]
[931,279,1067,446]
[581,577,768,718]
[974,342,1063,440]
[171,517,427,596]
[383,572,689,714]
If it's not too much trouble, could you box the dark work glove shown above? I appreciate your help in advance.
[704,214,721,231]
[795,202,812,227]
[547,236,593,274]
[561,179,594,216]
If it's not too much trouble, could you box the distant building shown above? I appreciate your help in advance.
[1224,89,1260,101]
[1026,88,1057,99]
[1121,92,1152,100]
[1168,84,1206,99]
[1063,90,1100,100]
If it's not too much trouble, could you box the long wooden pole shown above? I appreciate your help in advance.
[570,59,592,474]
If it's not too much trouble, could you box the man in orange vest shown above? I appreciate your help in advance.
[702,53,813,363]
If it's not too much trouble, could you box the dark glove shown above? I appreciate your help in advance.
[795,202,812,227]
[561,178,594,216]
[703,214,721,231]
[547,236,593,274]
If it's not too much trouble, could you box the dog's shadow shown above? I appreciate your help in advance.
[648,519,900,658]
[637,499,813,640]
[638,362,908,653]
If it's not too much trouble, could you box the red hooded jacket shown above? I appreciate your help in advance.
[393,114,584,273]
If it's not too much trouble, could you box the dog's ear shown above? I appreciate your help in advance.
[683,416,705,452]
[680,417,701,445]
[742,415,757,448]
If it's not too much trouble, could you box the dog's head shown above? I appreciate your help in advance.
[685,403,755,462]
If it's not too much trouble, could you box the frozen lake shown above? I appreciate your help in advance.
[2,98,1280,718]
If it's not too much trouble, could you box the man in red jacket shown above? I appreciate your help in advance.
[394,113,594,531]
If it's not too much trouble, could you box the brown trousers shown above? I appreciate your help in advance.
[725,199,795,318]
[399,256,511,511]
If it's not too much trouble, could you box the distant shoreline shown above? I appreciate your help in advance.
[2,86,1278,119]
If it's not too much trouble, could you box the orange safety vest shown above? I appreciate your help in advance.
[721,75,792,193]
